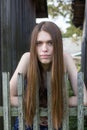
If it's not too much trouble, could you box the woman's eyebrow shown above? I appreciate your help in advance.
[36,39,52,43]
[47,40,53,42]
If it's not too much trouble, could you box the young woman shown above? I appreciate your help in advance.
[10,21,87,130]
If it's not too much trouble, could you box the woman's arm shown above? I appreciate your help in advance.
[10,52,30,106]
[64,52,78,95]
[64,52,87,106]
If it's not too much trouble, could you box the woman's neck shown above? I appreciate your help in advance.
[41,63,52,71]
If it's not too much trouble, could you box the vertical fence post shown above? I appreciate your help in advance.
[62,74,69,130]
[33,79,40,130]
[47,72,53,130]
[2,72,11,130]
[77,72,84,130]
[18,73,25,130]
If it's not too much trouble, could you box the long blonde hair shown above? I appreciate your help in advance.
[25,21,64,129]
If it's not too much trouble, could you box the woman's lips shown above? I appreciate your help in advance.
[40,55,50,59]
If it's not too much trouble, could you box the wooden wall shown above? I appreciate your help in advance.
[10,0,36,73]
[0,0,36,129]
[71,0,85,28]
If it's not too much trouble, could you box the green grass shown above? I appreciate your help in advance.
[69,116,87,130]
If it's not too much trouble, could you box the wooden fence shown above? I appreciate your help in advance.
[0,72,87,130]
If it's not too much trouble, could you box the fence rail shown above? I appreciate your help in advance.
[0,72,87,130]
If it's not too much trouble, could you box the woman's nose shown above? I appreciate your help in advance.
[42,43,48,51]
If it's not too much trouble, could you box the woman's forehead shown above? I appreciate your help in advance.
[37,31,52,41]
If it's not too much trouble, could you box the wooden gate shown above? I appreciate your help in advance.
[0,72,87,130]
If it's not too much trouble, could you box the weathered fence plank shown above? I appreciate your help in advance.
[18,73,25,130]
[62,74,69,130]
[33,80,40,130]
[77,72,84,130]
[2,72,11,130]
[47,72,53,130]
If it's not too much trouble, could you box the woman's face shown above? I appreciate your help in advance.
[36,30,53,68]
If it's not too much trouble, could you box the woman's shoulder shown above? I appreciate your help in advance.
[21,52,30,68]
[63,51,72,59]
[63,51,73,64]
[63,51,73,72]
[19,52,30,64]
[18,52,30,75]
[21,52,30,59]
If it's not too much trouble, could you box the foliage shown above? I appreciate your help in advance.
[62,25,83,37]
[48,0,72,19]
[47,0,83,37]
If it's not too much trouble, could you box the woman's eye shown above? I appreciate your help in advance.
[47,41,53,45]
[36,41,42,45]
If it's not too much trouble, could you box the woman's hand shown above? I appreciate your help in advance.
[40,116,48,126]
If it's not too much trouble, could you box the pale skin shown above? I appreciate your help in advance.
[10,31,87,107]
